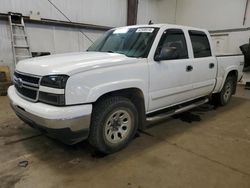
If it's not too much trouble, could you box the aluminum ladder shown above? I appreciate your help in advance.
[8,12,32,67]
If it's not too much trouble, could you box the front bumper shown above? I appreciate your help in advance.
[8,86,92,144]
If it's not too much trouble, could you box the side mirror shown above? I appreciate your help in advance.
[154,47,179,61]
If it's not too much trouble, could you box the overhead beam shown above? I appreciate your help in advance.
[127,0,138,25]
[0,13,112,31]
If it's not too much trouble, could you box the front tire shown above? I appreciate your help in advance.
[88,96,138,154]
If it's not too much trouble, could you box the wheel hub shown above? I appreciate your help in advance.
[111,120,120,131]
[104,109,132,144]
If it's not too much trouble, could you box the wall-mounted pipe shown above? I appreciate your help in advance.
[0,13,112,31]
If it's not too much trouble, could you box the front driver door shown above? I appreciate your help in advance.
[148,29,194,112]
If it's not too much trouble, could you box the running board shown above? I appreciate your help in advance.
[146,98,209,123]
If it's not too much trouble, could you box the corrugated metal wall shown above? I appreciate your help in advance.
[1,0,248,73]
[0,20,13,69]
[176,0,250,30]
[0,20,105,72]
[137,0,177,24]
[176,0,250,54]
[0,0,127,26]
[26,24,103,54]
[0,0,179,73]
[0,0,127,73]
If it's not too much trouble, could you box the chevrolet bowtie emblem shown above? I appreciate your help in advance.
[16,78,23,88]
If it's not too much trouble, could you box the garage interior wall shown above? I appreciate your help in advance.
[176,0,250,54]
[137,0,177,24]
[0,0,249,73]
[0,0,127,73]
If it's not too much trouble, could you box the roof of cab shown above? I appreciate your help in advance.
[114,23,208,33]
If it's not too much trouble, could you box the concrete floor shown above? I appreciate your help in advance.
[0,86,250,188]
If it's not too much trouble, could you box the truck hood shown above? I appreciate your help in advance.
[16,52,132,76]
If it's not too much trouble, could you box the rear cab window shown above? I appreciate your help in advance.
[189,30,212,58]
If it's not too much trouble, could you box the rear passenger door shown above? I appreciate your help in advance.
[188,30,217,97]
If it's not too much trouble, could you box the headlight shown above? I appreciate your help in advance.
[39,75,69,106]
[40,75,69,89]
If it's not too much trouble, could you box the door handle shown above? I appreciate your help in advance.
[209,63,215,69]
[186,65,193,72]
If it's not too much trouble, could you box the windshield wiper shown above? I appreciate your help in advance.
[105,50,128,57]
[106,50,116,53]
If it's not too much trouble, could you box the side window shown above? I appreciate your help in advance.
[156,29,188,59]
[189,30,212,58]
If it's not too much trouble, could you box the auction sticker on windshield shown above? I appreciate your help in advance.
[136,28,154,33]
[113,28,129,34]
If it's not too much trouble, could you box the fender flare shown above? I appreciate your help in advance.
[86,79,148,107]
[218,66,238,92]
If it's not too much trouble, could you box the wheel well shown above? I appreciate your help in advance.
[227,70,238,79]
[95,88,146,130]
[227,70,238,94]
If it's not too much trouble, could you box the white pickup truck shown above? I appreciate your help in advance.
[8,24,244,153]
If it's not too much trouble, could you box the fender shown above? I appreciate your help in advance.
[218,65,238,92]
[65,63,149,108]
[86,79,148,105]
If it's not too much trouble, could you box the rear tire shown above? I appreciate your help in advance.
[88,96,138,154]
[213,75,236,106]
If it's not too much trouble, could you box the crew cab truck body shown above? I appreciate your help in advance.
[8,24,244,153]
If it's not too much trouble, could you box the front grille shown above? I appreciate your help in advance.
[14,71,41,102]
[14,72,40,84]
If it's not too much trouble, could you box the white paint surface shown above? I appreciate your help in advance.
[14,24,244,110]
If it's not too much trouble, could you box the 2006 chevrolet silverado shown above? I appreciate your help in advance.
[8,24,244,153]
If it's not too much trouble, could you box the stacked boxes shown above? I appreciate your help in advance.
[0,66,12,96]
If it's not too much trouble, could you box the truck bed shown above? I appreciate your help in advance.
[213,55,244,93]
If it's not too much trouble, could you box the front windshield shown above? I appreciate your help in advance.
[87,27,159,58]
